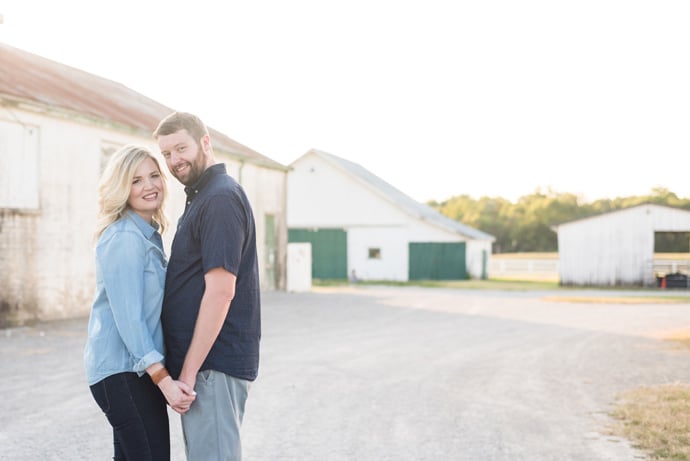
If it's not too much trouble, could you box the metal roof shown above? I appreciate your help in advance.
[302,149,495,241]
[552,203,690,230]
[0,42,286,170]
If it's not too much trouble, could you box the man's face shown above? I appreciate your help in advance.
[158,129,209,186]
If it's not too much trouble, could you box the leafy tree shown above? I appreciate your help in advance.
[429,188,690,253]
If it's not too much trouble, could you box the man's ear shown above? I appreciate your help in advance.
[201,134,212,153]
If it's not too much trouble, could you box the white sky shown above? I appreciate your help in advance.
[1,1,689,203]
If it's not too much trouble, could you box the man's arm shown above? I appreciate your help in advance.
[178,267,236,388]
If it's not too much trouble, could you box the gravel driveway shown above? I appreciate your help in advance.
[2,286,690,460]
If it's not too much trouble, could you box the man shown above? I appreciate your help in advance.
[154,112,261,461]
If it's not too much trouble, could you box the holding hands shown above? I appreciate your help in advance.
[150,367,196,414]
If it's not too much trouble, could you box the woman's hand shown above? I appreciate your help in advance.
[158,378,196,414]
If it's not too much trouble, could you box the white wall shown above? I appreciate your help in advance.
[466,239,492,279]
[288,151,491,280]
[558,205,690,286]
[224,160,287,291]
[0,109,158,322]
[347,226,408,281]
[288,154,411,227]
[0,107,286,323]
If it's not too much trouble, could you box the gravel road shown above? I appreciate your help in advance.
[2,286,690,460]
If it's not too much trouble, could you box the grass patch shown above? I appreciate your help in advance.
[313,278,560,291]
[542,296,690,304]
[610,334,690,461]
[314,278,690,294]
[611,383,690,461]
[492,252,560,260]
[665,329,690,349]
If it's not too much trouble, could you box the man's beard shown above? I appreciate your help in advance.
[175,150,207,186]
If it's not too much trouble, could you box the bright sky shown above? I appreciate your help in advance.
[2,1,689,203]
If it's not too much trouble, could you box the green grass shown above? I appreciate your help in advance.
[314,277,690,292]
[313,278,560,290]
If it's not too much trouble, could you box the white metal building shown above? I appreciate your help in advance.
[287,149,494,281]
[0,43,288,326]
[554,204,690,287]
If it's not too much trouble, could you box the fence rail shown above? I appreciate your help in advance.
[489,257,690,280]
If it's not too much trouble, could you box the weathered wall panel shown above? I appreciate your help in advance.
[0,107,287,325]
[557,204,690,287]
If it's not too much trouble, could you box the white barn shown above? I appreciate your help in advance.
[0,43,288,326]
[554,204,690,287]
[287,149,494,281]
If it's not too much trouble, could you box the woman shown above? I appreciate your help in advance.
[84,145,195,461]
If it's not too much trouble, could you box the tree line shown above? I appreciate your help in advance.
[428,187,690,254]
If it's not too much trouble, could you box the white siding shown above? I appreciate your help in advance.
[288,150,492,281]
[348,227,408,281]
[0,110,156,322]
[557,204,690,286]
[0,108,286,323]
[0,119,40,209]
[288,154,409,227]
[232,162,287,290]
[467,239,492,279]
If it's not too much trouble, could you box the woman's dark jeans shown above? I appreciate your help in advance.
[90,372,170,461]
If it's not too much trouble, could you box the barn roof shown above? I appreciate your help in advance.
[301,149,495,241]
[552,203,690,230]
[0,42,286,170]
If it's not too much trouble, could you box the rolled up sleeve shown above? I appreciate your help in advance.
[98,230,164,374]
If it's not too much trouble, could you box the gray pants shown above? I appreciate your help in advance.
[181,370,250,461]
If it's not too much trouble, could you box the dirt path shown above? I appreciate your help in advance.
[3,286,689,460]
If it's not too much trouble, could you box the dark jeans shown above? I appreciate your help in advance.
[90,372,170,461]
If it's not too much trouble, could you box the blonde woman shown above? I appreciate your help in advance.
[84,145,195,461]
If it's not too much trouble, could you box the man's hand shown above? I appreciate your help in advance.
[158,377,196,414]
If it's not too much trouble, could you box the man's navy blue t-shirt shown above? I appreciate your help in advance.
[162,163,261,381]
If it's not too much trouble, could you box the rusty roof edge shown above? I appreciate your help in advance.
[208,128,289,171]
[0,93,149,135]
[1,93,289,172]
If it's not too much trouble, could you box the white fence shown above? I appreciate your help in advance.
[489,257,690,281]
[489,258,559,280]
[652,260,690,276]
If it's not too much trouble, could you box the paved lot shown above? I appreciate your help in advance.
[2,286,690,460]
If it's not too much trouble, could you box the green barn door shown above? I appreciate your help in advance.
[288,228,347,279]
[409,242,466,280]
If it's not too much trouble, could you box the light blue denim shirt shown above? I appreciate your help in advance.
[84,210,167,385]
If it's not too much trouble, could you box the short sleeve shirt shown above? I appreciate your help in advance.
[162,164,261,381]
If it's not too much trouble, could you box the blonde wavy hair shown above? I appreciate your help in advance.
[94,145,169,240]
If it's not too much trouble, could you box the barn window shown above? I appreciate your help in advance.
[368,248,381,259]
[100,142,121,174]
[0,120,39,209]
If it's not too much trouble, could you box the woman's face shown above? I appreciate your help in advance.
[128,157,164,222]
